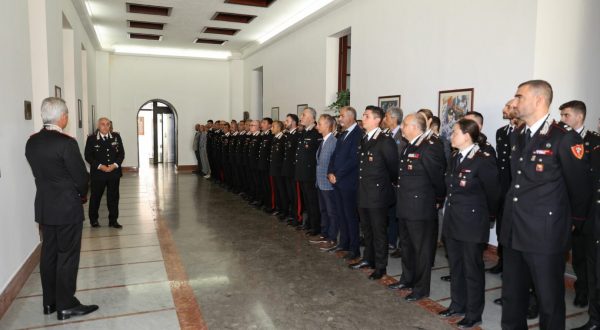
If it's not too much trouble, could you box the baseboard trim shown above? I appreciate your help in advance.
[175,165,197,172]
[0,243,41,319]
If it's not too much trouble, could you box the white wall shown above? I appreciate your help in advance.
[533,0,600,129]
[108,54,230,167]
[242,0,538,141]
[0,0,38,293]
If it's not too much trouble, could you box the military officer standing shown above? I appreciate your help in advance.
[500,80,591,329]
[348,106,398,280]
[295,107,321,234]
[270,121,287,220]
[258,118,274,212]
[84,117,125,229]
[282,114,301,225]
[559,100,600,308]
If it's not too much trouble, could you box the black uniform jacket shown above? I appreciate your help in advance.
[294,125,321,181]
[500,118,591,254]
[282,128,300,177]
[84,131,125,179]
[269,133,286,176]
[357,128,399,209]
[443,145,500,243]
[396,133,447,221]
[26,128,89,225]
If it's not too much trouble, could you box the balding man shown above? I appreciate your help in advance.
[84,117,125,229]
[501,80,591,329]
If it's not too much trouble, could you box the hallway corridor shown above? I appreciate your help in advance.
[0,167,589,329]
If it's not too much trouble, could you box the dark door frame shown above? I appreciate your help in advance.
[136,99,179,168]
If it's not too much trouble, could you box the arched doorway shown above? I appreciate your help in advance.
[136,99,178,168]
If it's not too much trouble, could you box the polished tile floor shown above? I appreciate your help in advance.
[0,165,590,329]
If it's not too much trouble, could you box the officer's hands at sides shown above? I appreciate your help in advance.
[99,164,118,172]
[328,174,337,184]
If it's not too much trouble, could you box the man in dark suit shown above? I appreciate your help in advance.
[84,117,125,229]
[348,106,398,280]
[500,80,591,329]
[327,106,363,258]
[247,120,262,205]
[258,118,274,212]
[26,97,99,320]
[282,114,301,225]
[559,100,600,309]
[269,121,287,220]
[389,113,446,301]
[295,107,321,235]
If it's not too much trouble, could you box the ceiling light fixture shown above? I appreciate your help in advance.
[257,0,335,44]
[113,45,232,60]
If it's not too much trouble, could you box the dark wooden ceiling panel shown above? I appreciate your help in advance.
[129,32,162,40]
[224,0,276,7]
[195,38,228,45]
[202,27,240,35]
[211,12,256,24]
[128,20,165,30]
[126,3,172,16]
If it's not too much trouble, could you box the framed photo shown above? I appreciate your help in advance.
[243,111,249,121]
[297,104,308,116]
[77,99,83,128]
[91,105,96,130]
[378,95,401,112]
[438,88,474,140]
[54,85,62,98]
[24,100,32,120]
[271,107,279,121]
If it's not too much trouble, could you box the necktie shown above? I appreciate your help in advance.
[455,153,463,169]
[317,141,323,158]
[340,130,348,141]
[524,128,531,145]
[508,126,513,136]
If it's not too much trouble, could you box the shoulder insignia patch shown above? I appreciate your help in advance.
[571,144,584,159]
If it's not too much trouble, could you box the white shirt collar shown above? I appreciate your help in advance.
[391,125,400,136]
[305,124,315,131]
[459,144,476,159]
[345,122,357,134]
[43,124,63,132]
[275,132,284,139]
[366,127,380,140]
[526,114,550,136]
[288,127,297,134]
[323,132,333,142]
[409,133,424,145]
[575,126,585,135]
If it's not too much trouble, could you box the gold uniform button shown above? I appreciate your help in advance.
[513,197,518,202]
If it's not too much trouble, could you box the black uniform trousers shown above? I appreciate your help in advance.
[251,169,261,202]
[283,177,299,222]
[299,180,320,233]
[501,246,565,330]
[89,176,120,224]
[398,218,435,297]
[40,223,83,310]
[260,170,272,209]
[445,237,485,320]
[358,207,389,271]
[572,230,589,297]
[274,175,288,215]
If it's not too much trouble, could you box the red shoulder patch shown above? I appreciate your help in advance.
[571,144,584,159]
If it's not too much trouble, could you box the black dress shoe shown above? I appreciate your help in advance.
[527,304,539,319]
[109,222,123,229]
[493,297,503,306]
[405,293,426,302]
[440,275,451,282]
[349,260,371,270]
[388,282,412,290]
[44,305,56,314]
[91,222,100,228]
[438,308,465,318]
[572,322,600,330]
[369,270,385,280]
[343,252,359,260]
[486,263,503,274]
[57,304,99,320]
[457,317,482,328]
[390,249,402,258]
[574,293,589,308]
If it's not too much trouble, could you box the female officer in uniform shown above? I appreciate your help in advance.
[438,118,500,328]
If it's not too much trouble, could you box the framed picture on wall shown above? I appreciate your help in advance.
[378,95,401,112]
[91,105,96,131]
[24,100,32,120]
[77,99,83,128]
[271,107,279,121]
[297,104,308,116]
[54,86,62,98]
[243,111,250,121]
[438,88,474,141]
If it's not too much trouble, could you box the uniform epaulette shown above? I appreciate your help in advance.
[112,131,120,135]
[554,121,571,132]
[590,130,600,137]
[483,152,491,157]
[428,140,434,144]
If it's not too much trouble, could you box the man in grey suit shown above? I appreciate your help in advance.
[311,114,339,250]
[199,125,210,178]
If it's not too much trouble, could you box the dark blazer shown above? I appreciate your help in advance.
[328,124,362,190]
[496,125,514,205]
[282,128,300,177]
[396,133,446,221]
[258,130,273,171]
[269,133,286,176]
[500,119,592,254]
[248,132,261,170]
[357,129,398,208]
[84,132,125,179]
[585,130,600,183]
[26,128,89,225]
[443,145,500,243]
[294,125,321,181]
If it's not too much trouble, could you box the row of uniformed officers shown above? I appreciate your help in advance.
[201,79,600,330]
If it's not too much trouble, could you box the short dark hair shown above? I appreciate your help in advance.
[272,120,283,131]
[231,119,237,124]
[518,79,553,105]
[286,114,299,125]
[207,120,214,124]
[365,106,384,120]
[465,111,484,126]
[417,108,434,120]
[559,100,587,120]
[431,116,441,129]
[319,114,335,130]
[223,123,230,129]
[455,118,482,144]
[262,117,273,125]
